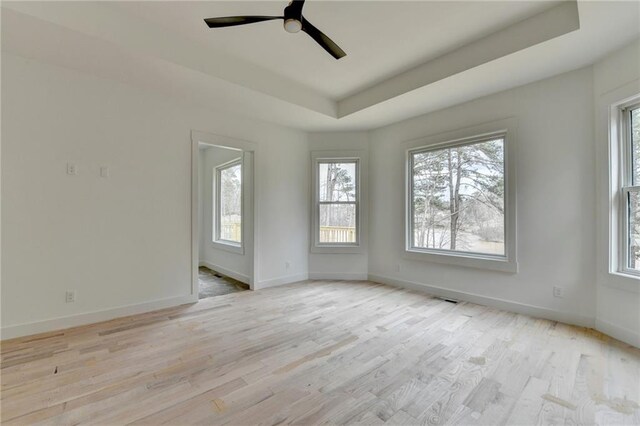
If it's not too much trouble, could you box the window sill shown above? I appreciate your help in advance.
[311,244,364,255]
[605,271,640,293]
[211,240,244,255]
[404,249,518,273]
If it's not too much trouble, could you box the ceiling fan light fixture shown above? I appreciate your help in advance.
[284,18,302,33]
[204,0,346,59]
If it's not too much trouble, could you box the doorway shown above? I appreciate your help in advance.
[192,134,256,299]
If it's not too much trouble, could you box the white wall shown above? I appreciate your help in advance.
[1,53,309,338]
[594,40,640,347]
[308,132,369,280]
[3,40,639,347]
[198,145,249,283]
[303,41,640,347]
[368,67,597,327]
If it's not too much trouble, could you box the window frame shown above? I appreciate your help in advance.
[617,100,640,278]
[213,157,243,251]
[403,123,517,273]
[407,135,507,258]
[311,151,366,254]
[315,158,360,247]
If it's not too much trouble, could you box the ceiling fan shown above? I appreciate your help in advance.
[204,0,346,60]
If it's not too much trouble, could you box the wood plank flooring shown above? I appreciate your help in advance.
[1,280,639,425]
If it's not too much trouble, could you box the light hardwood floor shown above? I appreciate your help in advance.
[1,280,639,425]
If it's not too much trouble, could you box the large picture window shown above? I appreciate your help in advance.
[408,135,507,259]
[620,102,640,275]
[215,159,242,245]
[315,159,359,246]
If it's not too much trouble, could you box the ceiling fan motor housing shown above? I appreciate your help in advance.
[283,2,303,33]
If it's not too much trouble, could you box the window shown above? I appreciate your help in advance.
[314,159,359,246]
[215,159,242,246]
[407,131,515,272]
[619,102,640,275]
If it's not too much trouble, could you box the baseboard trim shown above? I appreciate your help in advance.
[199,260,250,285]
[308,272,368,280]
[595,318,640,348]
[368,274,595,328]
[1,294,197,341]
[255,273,308,290]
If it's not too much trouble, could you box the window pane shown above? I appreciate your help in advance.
[319,203,356,243]
[628,190,640,270]
[411,138,505,255]
[632,108,640,185]
[319,162,356,202]
[219,163,242,243]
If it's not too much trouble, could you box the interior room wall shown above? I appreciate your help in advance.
[3,38,638,346]
[1,52,309,338]
[308,132,369,280]
[594,39,640,347]
[198,145,249,283]
[368,66,597,327]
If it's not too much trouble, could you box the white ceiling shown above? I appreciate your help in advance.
[2,1,639,131]
[109,1,560,100]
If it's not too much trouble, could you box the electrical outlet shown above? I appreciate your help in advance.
[67,163,77,175]
[65,291,76,303]
[553,286,564,298]
[100,166,110,178]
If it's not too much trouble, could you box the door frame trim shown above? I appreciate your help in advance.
[191,130,259,297]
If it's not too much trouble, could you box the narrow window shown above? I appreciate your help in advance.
[409,136,506,258]
[621,103,640,274]
[215,159,242,245]
[316,160,359,245]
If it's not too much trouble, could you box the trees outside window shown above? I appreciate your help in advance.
[409,137,505,256]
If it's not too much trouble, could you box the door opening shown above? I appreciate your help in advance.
[194,140,255,299]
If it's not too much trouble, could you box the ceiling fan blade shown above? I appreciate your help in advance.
[204,16,283,28]
[301,17,346,60]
